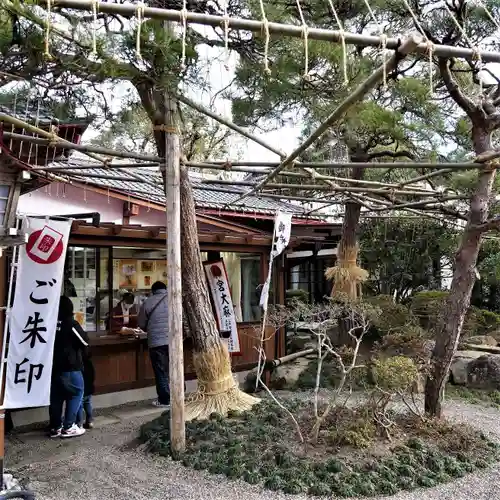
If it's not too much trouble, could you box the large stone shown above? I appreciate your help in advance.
[460,344,500,355]
[450,350,485,385]
[271,357,312,389]
[287,334,316,354]
[467,354,500,390]
[464,335,497,346]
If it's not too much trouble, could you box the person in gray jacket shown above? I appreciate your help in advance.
[138,281,169,408]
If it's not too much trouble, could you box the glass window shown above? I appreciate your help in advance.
[110,247,167,332]
[220,252,262,323]
[64,247,97,332]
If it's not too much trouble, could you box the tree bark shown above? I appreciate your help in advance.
[424,127,496,417]
[137,81,259,420]
[178,164,224,352]
[328,148,369,301]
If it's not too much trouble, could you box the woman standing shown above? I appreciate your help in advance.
[49,296,89,438]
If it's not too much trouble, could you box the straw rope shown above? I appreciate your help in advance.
[362,0,387,87]
[295,0,311,80]
[259,0,272,75]
[180,0,188,70]
[135,1,145,61]
[326,0,348,85]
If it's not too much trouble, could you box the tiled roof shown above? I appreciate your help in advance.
[38,159,308,216]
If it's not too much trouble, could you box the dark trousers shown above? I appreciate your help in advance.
[49,371,84,430]
[149,345,170,405]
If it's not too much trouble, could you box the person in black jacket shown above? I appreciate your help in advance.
[48,296,89,439]
[76,349,95,429]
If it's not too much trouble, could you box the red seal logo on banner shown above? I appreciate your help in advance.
[210,264,222,277]
[26,226,65,264]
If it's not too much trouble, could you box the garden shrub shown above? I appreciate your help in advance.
[410,290,500,337]
[371,356,419,392]
[410,290,448,330]
[140,399,500,497]
[364,295,416,338]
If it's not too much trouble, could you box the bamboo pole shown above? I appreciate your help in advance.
[227,35,424,207]
[0,116,161,190]
[37,0,500,63]
[184,160,481,169]
[174,93,285,158]
[201,178,441,196]
[1,132,161,162]
[372,195,467,211]
[2,132,495,171]
[396,168,454,187]
[41,162,160,170]
[163,95,185,454]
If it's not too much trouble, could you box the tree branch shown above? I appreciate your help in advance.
[438,57,477,117]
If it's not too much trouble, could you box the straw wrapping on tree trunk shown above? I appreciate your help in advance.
[185,343,259,421]
[325,245,368,300]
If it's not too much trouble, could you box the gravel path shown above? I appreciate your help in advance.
[7,399,500,500]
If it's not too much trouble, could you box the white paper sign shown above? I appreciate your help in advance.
[4,218,72,409]
[259,211,293,311]
[203,260,241,354]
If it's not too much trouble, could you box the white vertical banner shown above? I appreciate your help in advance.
[4,217,72,409]
[259,211,293,312]
[203,259,241,354]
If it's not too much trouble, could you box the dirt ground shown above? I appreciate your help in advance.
[7,398,500,500]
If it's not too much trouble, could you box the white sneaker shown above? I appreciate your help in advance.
[152,400,169,408]
[61,424,86,438]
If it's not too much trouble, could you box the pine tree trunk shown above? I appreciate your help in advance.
[177,165,225,352]
[328,157,368,301]
[141,87,260,420]
[424,127,496,417]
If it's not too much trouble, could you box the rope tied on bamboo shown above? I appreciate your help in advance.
[90,0,99,56]
[47,132,59,148]
[180,0,188,71]
[135,1,146,61]
[44,0,53,59]
[154,124,179,134]
[259,0,272,76]
[425,41,435,93]
[327,0,348,85]
[295,0,311,81]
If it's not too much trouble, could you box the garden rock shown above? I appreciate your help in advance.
[450,350,485,385]
[287,335,315,354]
[464,335,497,346]
[270,357,311,389]
[467,354,500,390]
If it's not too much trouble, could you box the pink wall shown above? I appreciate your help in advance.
[19,184,165,226]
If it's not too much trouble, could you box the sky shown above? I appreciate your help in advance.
[82,25,301,164]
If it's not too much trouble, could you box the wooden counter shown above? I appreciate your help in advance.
[90,323,278,395]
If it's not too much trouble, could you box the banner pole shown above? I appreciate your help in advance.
[0,242,17,490]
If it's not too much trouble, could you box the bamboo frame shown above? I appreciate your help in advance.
[228,35,423,206]
[0,116,161,191]
[174,93,285,158]
[1,133,495,172]
[201,178,440,197]
[37,0,500,63]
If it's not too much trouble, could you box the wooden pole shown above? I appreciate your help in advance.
[162,95,186,454]
[0,253,6,489]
